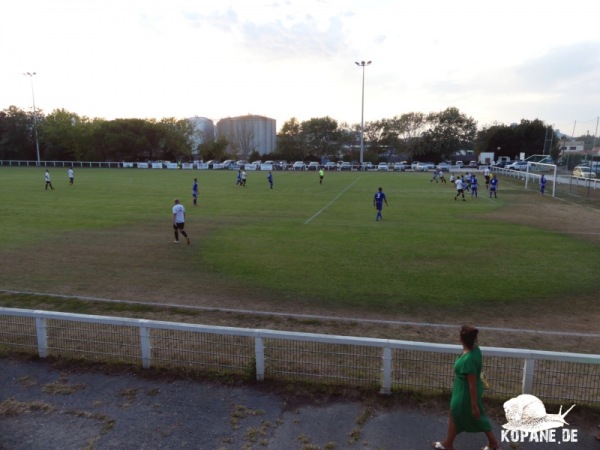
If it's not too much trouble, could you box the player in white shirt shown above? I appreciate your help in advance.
[172,199,191,244]
[454,177,465,201]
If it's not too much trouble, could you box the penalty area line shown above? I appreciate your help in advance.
[304,176,362,224]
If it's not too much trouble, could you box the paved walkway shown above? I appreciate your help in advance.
[0,357,597,450]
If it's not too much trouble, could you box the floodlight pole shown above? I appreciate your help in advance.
[355,61,371,167]
[24,72,41,166]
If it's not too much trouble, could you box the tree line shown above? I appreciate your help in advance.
[1,104,566,164]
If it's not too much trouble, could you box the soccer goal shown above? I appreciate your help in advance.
[524,161,557,197]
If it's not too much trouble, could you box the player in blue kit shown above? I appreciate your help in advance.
[540,174,546,195]
[373,187,388,221]
[489,175,498,198]
[192,178,198,206]
[470,174,478,198]
[267,171,273,189]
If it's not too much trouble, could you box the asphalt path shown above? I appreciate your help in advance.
[1,357,597,450]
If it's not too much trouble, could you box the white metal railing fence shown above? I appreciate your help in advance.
[0,307,599,405]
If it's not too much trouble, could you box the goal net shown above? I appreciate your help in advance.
[523,161,557,197]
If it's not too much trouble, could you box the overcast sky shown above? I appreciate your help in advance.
[3,0,599,135]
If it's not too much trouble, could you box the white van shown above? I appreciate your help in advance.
[573,166,596,178]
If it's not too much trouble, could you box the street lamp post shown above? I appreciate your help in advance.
[355,60,371,167]
[23,71,41,166]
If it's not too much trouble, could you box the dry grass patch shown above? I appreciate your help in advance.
[41,374,86,395]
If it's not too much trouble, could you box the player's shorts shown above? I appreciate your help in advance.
[456,189,464,194]
[375,202,383,211]
[173,222,185,230]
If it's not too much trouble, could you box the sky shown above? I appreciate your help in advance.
[2,0,600,135]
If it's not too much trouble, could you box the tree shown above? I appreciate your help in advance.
[276,118,304,161]
[40,109,93,161]
[378,112,427,161]
[158,118,194,162]
[0,106,37,160]
[418,107,477,161]
[232,120,255,160]
[198,138,229,162]
[300,116,340,160]
[475,119,557,162]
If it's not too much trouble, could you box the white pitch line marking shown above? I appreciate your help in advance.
[304,176,362,224]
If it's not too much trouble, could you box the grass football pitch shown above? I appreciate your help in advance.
[1,166,599,336]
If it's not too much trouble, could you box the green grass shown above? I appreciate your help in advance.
[1,166,599,313]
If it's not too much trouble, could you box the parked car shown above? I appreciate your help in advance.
[360,162,373,171]
[292,161,306,171]
[415,163,429,172]
[339,162,353,171]
[393,163,406,172]
[507,160,529,171]
[324,162,337,171]
[573,166,597,178]
[222,159,235,169]
[411,161,421,171]
[468,161,479,168]
[377,163,389,171]
[306,162,320,171]
[436,162,451,172]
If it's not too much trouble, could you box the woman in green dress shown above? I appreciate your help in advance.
[432,325,501,450]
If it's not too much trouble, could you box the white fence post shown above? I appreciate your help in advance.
[380,347,392,394]
[255,336,265,381]
[139,323,151,369]
[35,317,48,358]
[522,359,535,394]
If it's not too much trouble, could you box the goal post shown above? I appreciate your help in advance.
[524,161,557,197]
